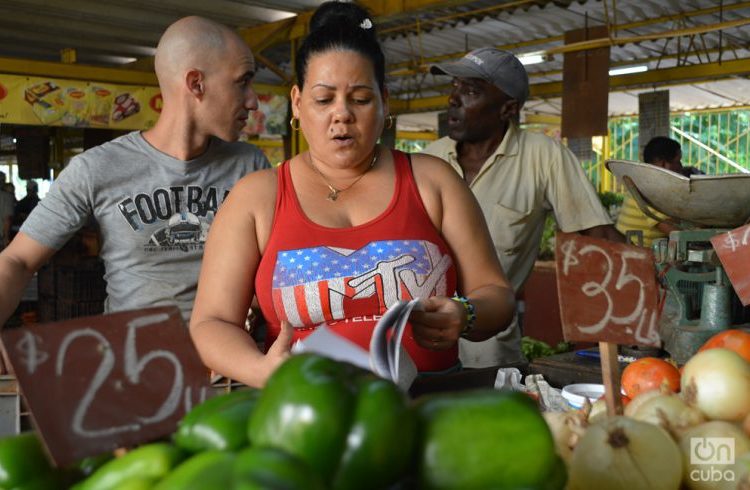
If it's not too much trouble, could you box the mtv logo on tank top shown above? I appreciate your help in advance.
[272,239,452,327]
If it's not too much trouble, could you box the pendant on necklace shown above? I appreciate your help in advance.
[327,186,339,201]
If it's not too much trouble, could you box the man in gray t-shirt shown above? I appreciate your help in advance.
[0,16,270,325]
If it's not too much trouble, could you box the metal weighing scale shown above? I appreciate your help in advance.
[607,160,750,364]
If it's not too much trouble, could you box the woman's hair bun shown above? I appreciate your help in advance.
[310,1,377,37]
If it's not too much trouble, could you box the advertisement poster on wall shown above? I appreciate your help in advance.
[0,74,289,137]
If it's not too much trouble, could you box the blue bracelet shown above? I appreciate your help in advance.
[451,295,477,338]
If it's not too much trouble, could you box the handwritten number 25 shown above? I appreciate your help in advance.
[55,313,183,438]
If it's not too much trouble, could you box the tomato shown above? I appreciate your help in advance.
[621,357,680,398]
[698,329,750,363]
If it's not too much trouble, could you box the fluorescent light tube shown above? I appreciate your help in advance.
[609,65,648,76]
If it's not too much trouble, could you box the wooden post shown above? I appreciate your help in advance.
[599,341,623,415]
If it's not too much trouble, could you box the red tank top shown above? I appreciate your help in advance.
[256,149,458,372]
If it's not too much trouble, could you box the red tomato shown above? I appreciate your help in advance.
[698,329,750,364]
[621,357,680,398]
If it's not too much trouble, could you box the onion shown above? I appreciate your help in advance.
[629,392,705,434]
[679,421,750,490]
[568,416,682,490]
[727,452,750,489]
[624,386,670,418]
[588,398,608,424]
[543,409,588,463]
[681,348,750,422]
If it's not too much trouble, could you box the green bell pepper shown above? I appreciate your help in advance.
[0,432,53,489]
[233,447,325,490]
[75,452,115,479]
[153,451,235,490]
[247,354,416,490]
[174,388,260,452]
[75,442,184,490]
[415,390,563,490]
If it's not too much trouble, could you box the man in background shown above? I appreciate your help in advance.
[0,16,270,326]
[642,136,703,177]
[423,47,622,368]
[615,136,702,247]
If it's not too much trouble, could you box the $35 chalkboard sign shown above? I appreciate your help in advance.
[0,306,212,466]
[555,232,662,348]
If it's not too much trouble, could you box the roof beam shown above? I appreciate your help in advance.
[389,58,750,113]
[0,56,288,95]
[1,0,175,30]
[238,0,481,55]
[97,0,295,25]
[0,26,156,59]
[386,1,750,73]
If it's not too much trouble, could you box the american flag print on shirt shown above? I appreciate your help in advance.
[271,239,452,328]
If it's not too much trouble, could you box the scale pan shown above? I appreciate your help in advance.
[606,160,750,228]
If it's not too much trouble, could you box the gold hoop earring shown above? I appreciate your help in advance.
[289,117,300,131]
[385,114,394,130]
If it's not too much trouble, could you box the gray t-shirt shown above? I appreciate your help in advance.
[22,131,270,319]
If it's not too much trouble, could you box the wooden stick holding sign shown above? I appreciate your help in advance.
[0,306,212,466]
[555,232,662,416]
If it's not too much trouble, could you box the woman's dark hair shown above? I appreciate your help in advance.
[295,1,385,92]
[643,136,681,164]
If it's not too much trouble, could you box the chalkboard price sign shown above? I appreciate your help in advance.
[1,306,211,466]
[555,232,661,348]
[711,224,750,306]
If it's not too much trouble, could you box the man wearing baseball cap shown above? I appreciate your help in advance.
[423,47,622,368]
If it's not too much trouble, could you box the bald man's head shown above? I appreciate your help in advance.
[154,16,245,92]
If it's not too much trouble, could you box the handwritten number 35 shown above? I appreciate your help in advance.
[562,242,646,334]
[55,313,184,438]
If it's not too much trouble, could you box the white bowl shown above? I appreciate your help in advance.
[561,383,605,409]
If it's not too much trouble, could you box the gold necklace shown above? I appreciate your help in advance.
[307,147,379,201]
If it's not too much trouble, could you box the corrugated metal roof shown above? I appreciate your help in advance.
[0,0,746,122]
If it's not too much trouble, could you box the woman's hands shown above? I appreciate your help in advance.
[257,320,294,384]
[409,296,466,351]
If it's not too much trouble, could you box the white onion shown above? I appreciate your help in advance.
[679,421,750,490]
[624,387,668,418]
[568,416,682,490]
[681,348,750,422]
[630,392,705,433]
[588,398,608,424]
[543,409,588,463]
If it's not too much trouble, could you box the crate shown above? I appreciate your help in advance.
[37,264,56,297]
[55,299,104,320]
[55,260,106,301]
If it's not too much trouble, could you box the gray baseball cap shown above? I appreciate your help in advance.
[430,47,529,106]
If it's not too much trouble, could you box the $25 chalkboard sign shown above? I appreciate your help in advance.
[0,306,212,466]
[555,232,661,348]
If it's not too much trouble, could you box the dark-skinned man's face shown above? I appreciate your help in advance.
[446,77,516,143]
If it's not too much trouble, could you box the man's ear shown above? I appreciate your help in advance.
[499,98,520,120]
[186,69,205,99]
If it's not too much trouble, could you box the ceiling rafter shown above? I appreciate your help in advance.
[386,1,750,74]
[389,57,750,113]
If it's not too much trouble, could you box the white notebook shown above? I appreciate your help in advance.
[290,299,421,391]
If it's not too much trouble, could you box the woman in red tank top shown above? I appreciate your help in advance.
[190,3,515,388]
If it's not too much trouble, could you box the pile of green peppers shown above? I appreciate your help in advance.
[6,353,565,489]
